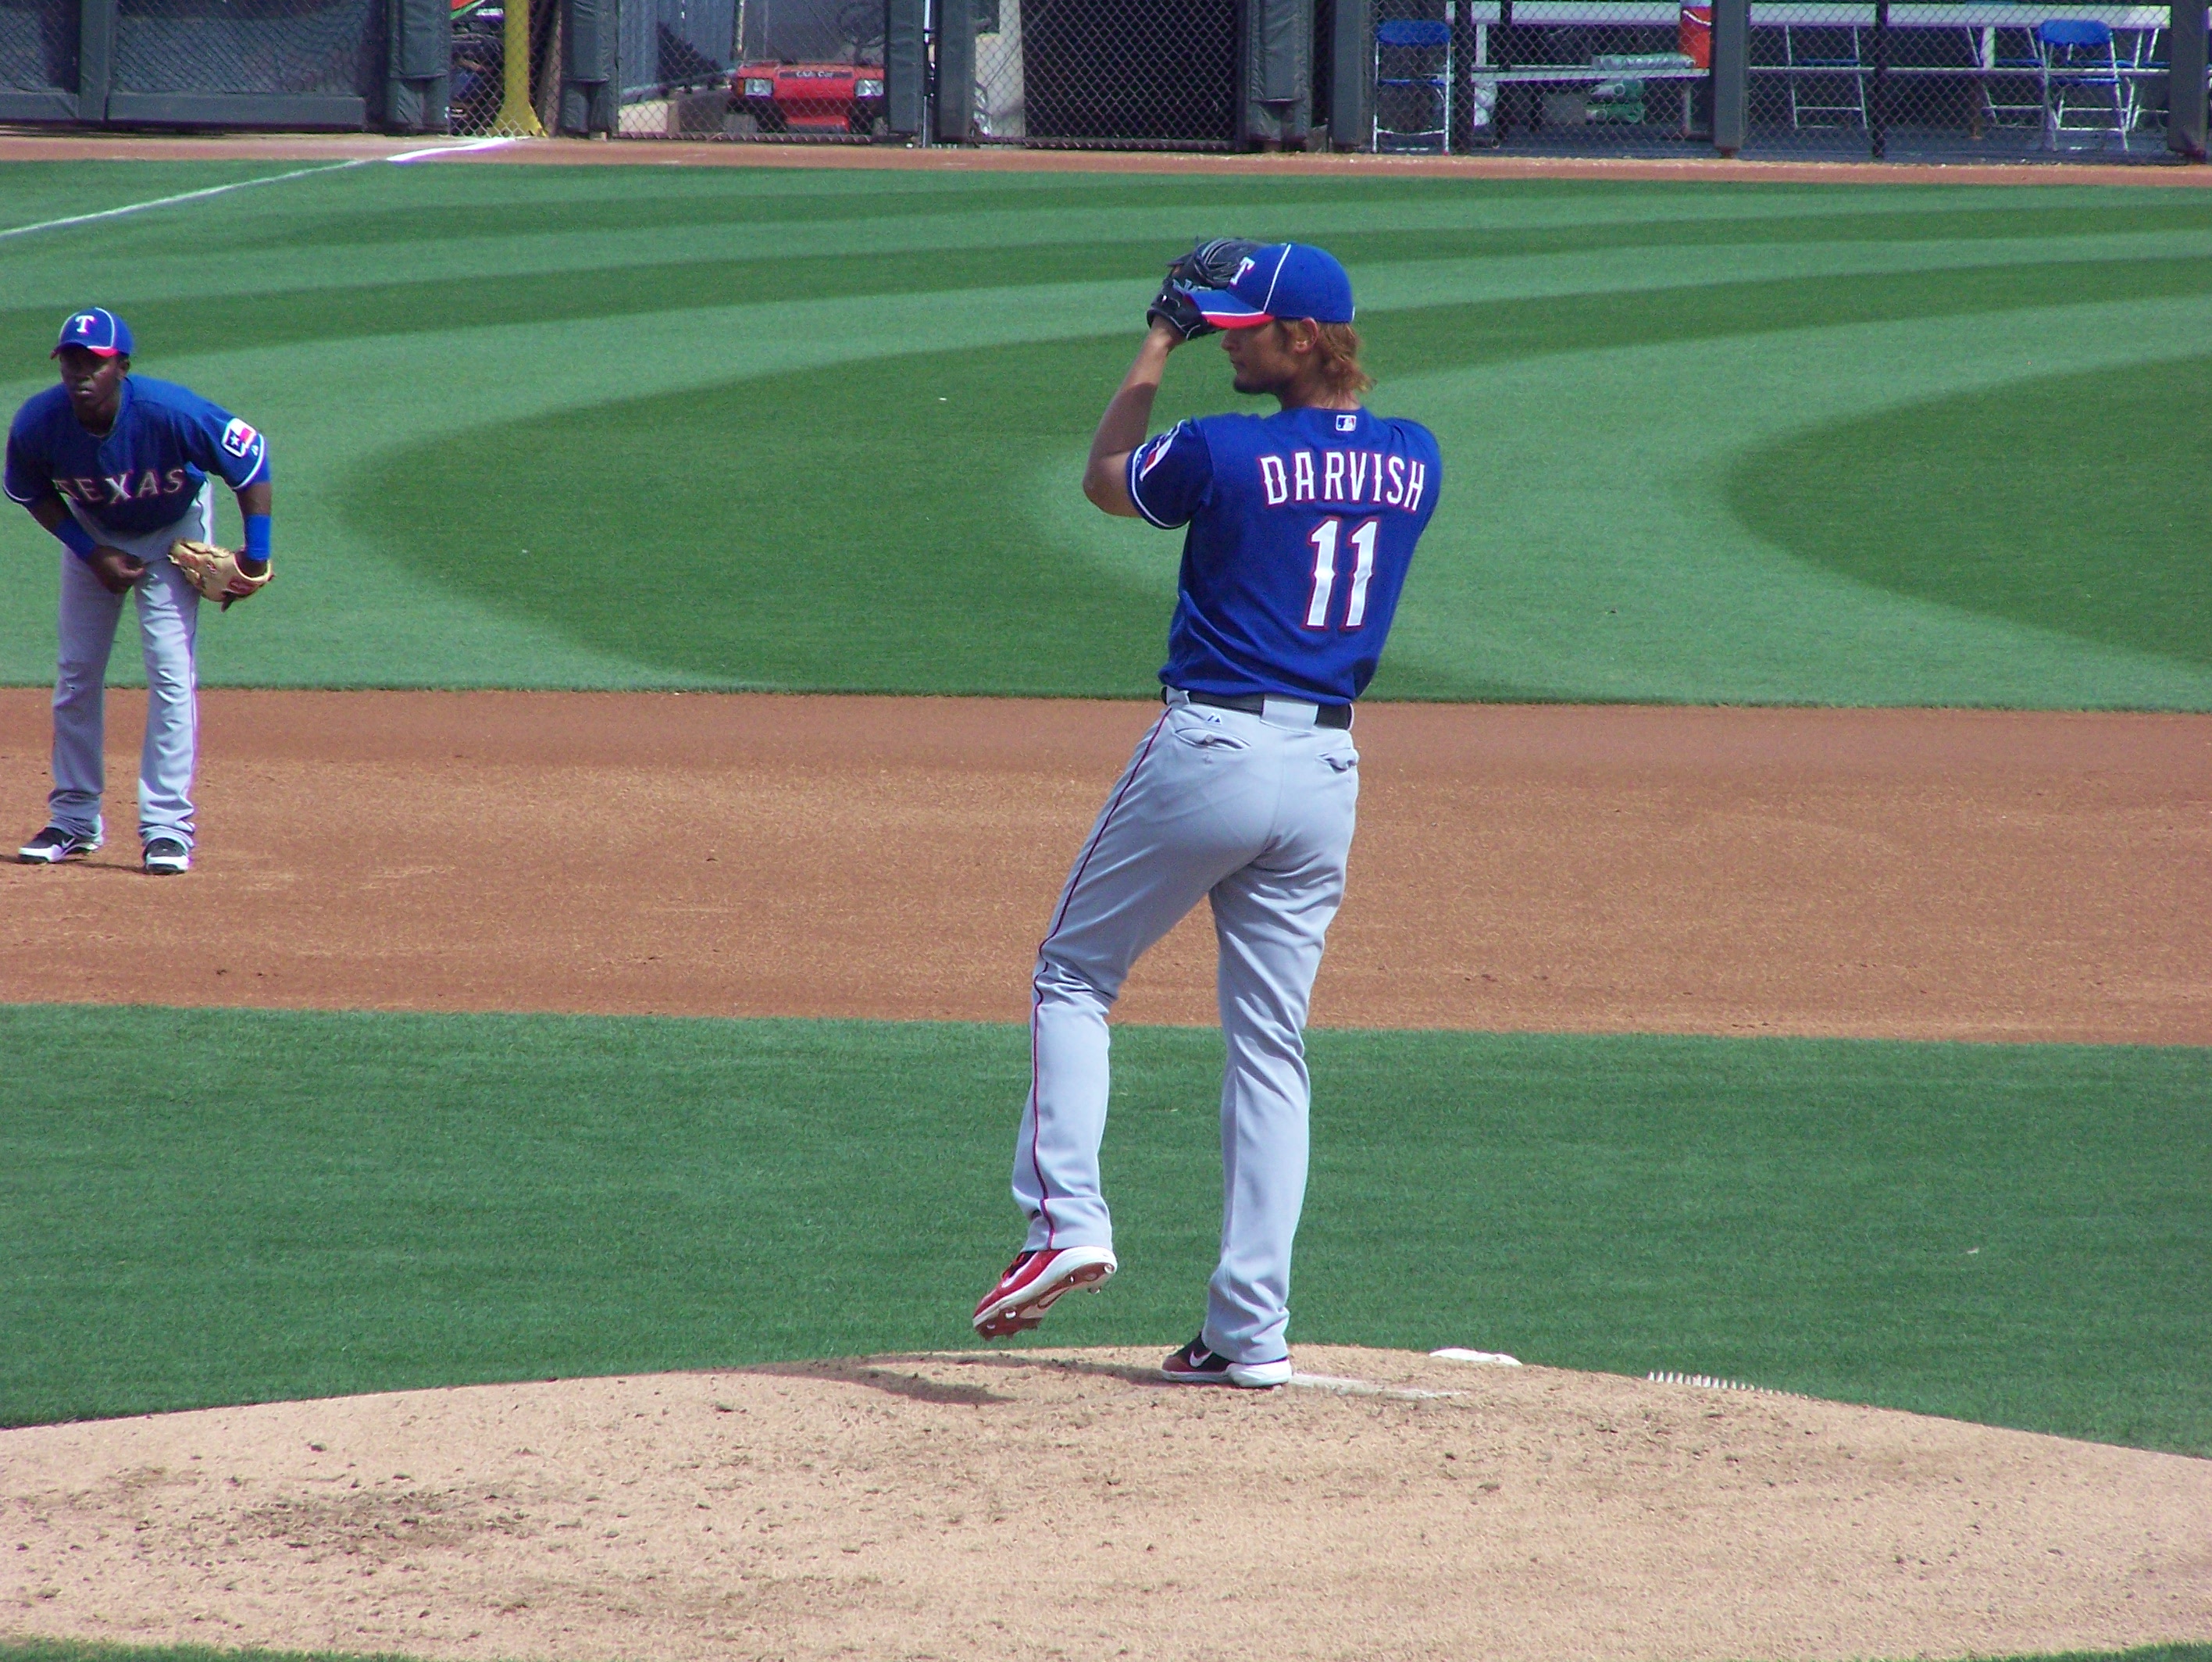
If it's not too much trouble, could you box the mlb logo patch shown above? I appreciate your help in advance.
[1335,413,1358,433]
[220,418,259,458]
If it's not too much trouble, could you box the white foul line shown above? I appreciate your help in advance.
[0,137,515,244]
[384,136,517,163]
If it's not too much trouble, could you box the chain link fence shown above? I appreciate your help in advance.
[607,0,880,137]
[108,0,384,99]
[6,0,2180,158]
[972,0,1241,144]
[0,0,76,96]
[1368,0,1711,153]
[1358,0,2182,156]
[450,0,562,134]
[569,0,2194,156]
[598,0,1241,145]
[1361,0,2190,158]
[1741,0,2167,157]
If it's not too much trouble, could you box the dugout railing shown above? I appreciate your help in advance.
[0,0,2201,157]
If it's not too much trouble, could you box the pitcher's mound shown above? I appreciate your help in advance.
[5,1347,2207,1662]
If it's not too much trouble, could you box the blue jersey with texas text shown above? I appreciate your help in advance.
[5,375,269,537]
[1126,404,1440,706]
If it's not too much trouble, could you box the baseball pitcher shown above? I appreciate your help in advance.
[972,243,1442,1386]
[6,309,273,876]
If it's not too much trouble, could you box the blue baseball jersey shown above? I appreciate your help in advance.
[5,375,269,537]
[1126,405,1440,706]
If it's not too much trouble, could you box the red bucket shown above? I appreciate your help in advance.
[1679,4,1712,67]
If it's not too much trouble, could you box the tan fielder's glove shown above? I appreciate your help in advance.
[167,538,271,610]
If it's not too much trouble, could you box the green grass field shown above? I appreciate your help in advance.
[3,161,2211,704]
[3,165,2206,1661]
[3,1005,2205,1454]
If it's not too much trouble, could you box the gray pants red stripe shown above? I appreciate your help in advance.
[1011,693,1360,1364]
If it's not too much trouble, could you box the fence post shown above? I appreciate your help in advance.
[1243,0,1314,145]
[1710,0,1747,153]
[385,0,451,133]
[558,0,615,134]
[935,0,974,139]
[1868,0,1889,157]
[886,0,927,137]
[76,0,112,123]
[2170,0,2208,158]
[1329,0,1371,147]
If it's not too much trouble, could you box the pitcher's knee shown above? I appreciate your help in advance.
[1226,1014,1306,1062]
[1033,952,1118,1007]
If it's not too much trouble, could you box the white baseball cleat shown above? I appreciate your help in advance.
[142,837,191,876]
[18,826,99,864]
[1161,1335,1293,1389]
[972,1244,1118,1339]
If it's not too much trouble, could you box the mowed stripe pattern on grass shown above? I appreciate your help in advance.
[0,163,2209,704]
[2,1004,2205,1454]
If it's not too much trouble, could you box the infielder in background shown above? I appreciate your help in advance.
[7,309,273,876]
[972,243,1442,1386]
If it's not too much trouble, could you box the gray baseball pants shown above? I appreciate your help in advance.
[1012,690,1361,1365]
[47,487,210,851]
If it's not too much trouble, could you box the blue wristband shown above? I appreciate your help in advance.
[244,514,271,564]
[51,515,96,561]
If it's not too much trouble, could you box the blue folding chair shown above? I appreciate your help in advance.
[2038,18,2130,150]
[1373,18,1454,152]
[1782,23,1868,129]
[1972,23,2046,133]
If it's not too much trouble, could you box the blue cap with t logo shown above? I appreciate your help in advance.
[53,308,134,358]
[1184,244,1356,330]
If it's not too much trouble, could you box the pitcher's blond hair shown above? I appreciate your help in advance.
[1299,320,1375,400]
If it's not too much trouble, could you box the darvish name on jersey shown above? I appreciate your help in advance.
[1136,430,1432,516]
[1253,446,1429,512]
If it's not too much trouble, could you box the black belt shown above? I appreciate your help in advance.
[1173,688,1353,729]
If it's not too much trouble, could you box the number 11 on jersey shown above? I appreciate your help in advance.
[1304,516,1381,631]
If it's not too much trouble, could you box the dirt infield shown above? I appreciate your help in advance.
[3,1348,2207,1662]
[2,129,2209,187]
[2,688,2207,1043]
[5,688,2206,1660]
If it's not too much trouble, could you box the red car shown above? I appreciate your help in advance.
[730,61,888,135]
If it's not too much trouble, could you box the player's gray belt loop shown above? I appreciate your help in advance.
[1165,687,1353,730]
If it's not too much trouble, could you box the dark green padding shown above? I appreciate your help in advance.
[2,1006,2204,1453]
[1728,355,2212,668]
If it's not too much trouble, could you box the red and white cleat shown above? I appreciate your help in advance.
[972,1245,1118,1339]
